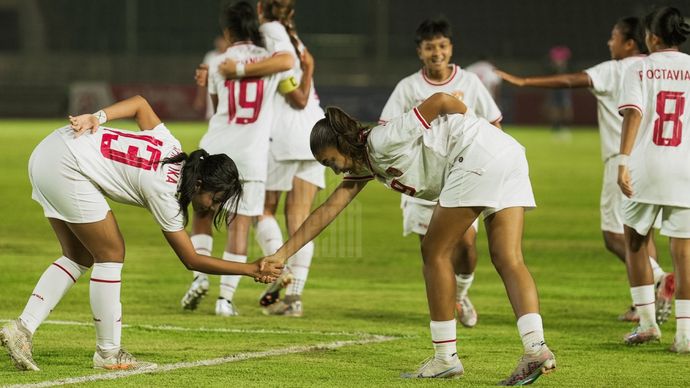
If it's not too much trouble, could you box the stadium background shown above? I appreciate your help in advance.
[1,0,688,122]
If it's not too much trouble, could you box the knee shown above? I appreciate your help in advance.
[489,249,524,274]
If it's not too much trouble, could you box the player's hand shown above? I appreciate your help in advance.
[195,64,209,87]
[617,164,633,198]
[68,114,99,137]
[251,256,285,283]
[218,59,239,79]
[301,48,314,74]
[494,69,526,87]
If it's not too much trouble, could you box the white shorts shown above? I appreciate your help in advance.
[439,145,536,217]
[29,132,111,223]
[622,199,690,238]
[265,153,326,192]
[233,180,265,217]
[402,199,478,236]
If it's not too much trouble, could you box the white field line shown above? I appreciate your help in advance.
[4,335,397,388]
[0,319,377,337]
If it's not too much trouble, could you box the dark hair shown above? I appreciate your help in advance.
[261,0,302,65]
[162,149,243,229]
[615,16,649,54]
[644,6,690,47]
[415,16,452,46]
[310,107,369,164]
[221,1,264,48]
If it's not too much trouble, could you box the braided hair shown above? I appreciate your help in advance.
[261,0,303,65]
[162,149,243,229]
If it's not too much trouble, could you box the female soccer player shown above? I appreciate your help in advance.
[378,16,503,328]
[262,92,556,384]
[0,95,282,372]
[496,17,675,323]
[201,0,326,317]
[617,6,690,352]
[179,1,310,317]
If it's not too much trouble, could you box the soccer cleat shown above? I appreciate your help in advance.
[262,299,303,317]
[655,273,675,324]
[258,271,294,307]
[215,297,239,317]
[180,276,209,311]
[623,324,661,345]
[401,354,464,379]
[93,348,157,370]
[670,335,690,353]
[617,306,640,322]
[0,319,39,371]
[499,346,556,386]
[456,296,478,328]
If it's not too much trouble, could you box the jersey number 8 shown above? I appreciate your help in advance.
[653,91,685,147]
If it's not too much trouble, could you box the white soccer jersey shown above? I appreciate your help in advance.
[585,55,646,161]
[618,50,690,207]
[205,42,288,181]
[346,107,518,201]
[261,21,324,161]
[465,60,502,99]
[58,123,185,232]
[379,64,502,206]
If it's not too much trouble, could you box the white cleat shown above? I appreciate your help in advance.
[181,276,209,311]
[456,296,478,328]
[401,354,464,379]
[263,298,303,317]
[0,319,39,371]
[655,272,675,324]
[670,335,690,353]
[93,348,157,370]
[215,298,239,317]
[258,271,294,307]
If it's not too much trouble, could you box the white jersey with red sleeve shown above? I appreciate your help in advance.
[205,42,289,181]
[585,55,645,161]
[58,123,185,232]
[261,21,324,161]
[618,50,690,207]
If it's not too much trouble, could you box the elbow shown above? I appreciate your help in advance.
[290,97,308,110]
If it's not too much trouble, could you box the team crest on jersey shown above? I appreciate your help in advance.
[451,91,465,101]
[385,166,403,177]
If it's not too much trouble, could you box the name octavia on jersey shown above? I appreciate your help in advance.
[165,147,183,184]
[638,69,690,81]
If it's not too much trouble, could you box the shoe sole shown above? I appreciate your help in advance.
[624,336,661,345]
[181,287,208,311]
[258,273,294,306]
[503,359,556,386]
[0,327,40,371]
[94,362,158,370]
[400,366,464,379]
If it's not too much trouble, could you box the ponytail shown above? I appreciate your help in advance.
[262,0,302,65]
[645,6,690,47]
[162,149,243,229]
[310,106,369,164]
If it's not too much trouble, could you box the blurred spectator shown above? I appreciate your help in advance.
[546,45,573,139]
[466,56,502,103]
[193,35,230,119]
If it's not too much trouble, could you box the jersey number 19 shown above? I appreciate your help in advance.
[225,79,264,125]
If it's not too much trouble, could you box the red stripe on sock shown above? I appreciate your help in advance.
[634,301,654,307]
[432,339,456,344]
[677,316,690,319]
[52,262,77,283]
[90,278,121,283]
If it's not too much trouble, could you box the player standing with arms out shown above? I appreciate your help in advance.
[262,92,556,384]
[180,1,310,316]
[193,35,230,119]
[0,95,281,371]
[496,17,674,323]
[617,7,690,351]
[378,17,503,328]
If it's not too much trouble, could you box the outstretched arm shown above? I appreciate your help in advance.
[267,179,368,264]
[416,92,468,124]
[163,230,283,283]
[219,52,295,79]
[617,108,642,198]
[69,95,161,137]
[495,69,591,88]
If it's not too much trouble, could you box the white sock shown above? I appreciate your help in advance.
[90,262,123,356]
[219,252,247,301]
[255,217,283,256]
[190,234,213,281]
[676,300,690,339]
[19,256,89,335]
[630,285,656,327]
[430,319,457,360]
[455,273,474,302]
[649,257,665,285]
[517,313,546,354]
[286,242,313,297]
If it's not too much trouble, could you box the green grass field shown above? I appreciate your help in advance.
[0,120,686,387]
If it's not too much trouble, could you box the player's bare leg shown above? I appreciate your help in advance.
[670,238,690,353]
[484,207,555,385]
[452,227,478,327]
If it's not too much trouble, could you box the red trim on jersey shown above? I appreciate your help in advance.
[230,41,253,47]
[618,104,643,115]
[421,64,458,86]
[52,263,76,283]
[432,339,457,344]
[271,51,292,57]
[90,278,122,283]
[491,115,503,124]
[413,107,431,129]
[377,119,388,125]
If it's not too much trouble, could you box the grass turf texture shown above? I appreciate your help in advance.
[0,120,685,387]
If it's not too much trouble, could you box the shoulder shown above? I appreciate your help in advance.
[260,21,290,40]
